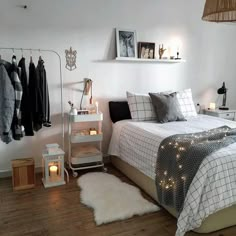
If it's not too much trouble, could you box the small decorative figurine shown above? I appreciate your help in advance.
[159,44,166,59]
[65,47,77,71]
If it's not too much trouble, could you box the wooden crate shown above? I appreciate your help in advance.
[11,158,35,191]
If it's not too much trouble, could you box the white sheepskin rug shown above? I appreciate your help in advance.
[77,172,160,225]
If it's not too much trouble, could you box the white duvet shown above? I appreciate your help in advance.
[108,115,236,235]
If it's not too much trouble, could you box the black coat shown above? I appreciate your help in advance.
[29,62,43,131]
[36,59,51,127]
[18,57,34,136]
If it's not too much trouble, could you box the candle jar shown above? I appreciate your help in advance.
[42,144,66,188]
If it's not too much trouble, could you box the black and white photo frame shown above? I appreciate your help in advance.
[116,28,137,58]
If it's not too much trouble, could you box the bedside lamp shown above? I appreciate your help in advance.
[217,82,229,110]
[80,79,93,110]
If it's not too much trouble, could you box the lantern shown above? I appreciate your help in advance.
[42,144,66,188]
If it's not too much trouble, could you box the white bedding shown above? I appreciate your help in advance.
[108,114,236,236]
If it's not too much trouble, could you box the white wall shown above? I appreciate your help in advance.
[1,0,236,171]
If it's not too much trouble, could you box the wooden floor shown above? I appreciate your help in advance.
[0,165,236,236]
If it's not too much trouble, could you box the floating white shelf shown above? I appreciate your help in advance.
[115,57,186,63]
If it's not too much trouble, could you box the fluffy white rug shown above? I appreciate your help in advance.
[77,172,160,225]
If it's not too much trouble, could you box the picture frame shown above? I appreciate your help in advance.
[116,28,137,58]
[138,42,155,59]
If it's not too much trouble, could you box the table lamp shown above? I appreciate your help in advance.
[217,82,229,110]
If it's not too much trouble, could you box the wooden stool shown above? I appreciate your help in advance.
[11,158,35,191]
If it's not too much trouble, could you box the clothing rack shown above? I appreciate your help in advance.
[0,47,67,180]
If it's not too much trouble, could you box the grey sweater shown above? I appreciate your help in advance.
[0,62,15,143]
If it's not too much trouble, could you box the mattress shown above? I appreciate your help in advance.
[108,114,236,235]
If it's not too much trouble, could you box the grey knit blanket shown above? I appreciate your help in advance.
[155,126,236,214]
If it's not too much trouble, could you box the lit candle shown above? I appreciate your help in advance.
[50,165,58,179]
[209,102,216,110]
[95,101,99,114]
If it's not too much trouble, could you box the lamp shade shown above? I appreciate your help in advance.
[217,82,227,94]
[202,0,236,22]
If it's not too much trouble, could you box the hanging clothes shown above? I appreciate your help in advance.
[36,58,51,127]
[29,61,43,131]
[10,56,23,140]
[0,60,15,144]
[18,57,34,136]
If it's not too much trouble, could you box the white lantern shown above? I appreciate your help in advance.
[42,145,66,188]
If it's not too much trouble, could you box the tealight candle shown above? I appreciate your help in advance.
[95,101,99,114]
[50,165,58,179]
[209,102,216,110]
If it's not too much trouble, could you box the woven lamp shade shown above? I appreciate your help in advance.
[202,0,236,22]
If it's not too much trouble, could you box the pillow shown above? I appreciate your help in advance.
[126,92,156,121]
[176,88,197,118]
[149,92,186,123]
[109,101,131,123]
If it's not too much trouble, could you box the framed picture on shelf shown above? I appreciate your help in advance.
[138,42,155,59]
[116,28,137,58]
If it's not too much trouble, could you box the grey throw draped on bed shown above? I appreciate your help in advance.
[155,126,236,214]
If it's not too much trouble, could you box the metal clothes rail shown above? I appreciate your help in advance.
[0,47,69,181]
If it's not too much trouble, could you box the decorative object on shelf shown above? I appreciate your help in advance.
[80,78,93,110]
[65,47,77,71]
[68,101,78,115]
[89,128,97,135]
[209,102,216,110]
[202,0,236,22]
[77,110,89,115]
[175,47,181,60]
[116,28,137,58]
[138,42,155,59]
[158,44,167,59]
[217,82,229,110]
[42,144,67,188]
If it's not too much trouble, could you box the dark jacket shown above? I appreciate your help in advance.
[29,62,43,131]
[0,60,15,143]
[10,57,23,140]
[18,57,34,136]
[36,59,51,127]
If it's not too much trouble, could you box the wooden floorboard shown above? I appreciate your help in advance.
[0,165,236,236]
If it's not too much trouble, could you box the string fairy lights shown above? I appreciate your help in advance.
[157,126,233,205]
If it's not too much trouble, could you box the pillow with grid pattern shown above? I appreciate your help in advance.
[126,92,156,121]
[176,88,197,118]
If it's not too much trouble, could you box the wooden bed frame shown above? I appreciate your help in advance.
[111,156,236,234]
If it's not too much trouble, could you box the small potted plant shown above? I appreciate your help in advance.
[68,101,77,115]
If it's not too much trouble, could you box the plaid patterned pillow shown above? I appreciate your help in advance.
[176,88,197,118]
[127,92,156,121]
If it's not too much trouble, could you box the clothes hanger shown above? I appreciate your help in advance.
[12,48,16,63]
[30,49,33,63]
[39,49,42,60]
[21,48,24,58]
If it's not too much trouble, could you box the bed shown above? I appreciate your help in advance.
[108,110,236,235]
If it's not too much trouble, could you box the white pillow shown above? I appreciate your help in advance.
[126,91,156,121]
[176,88,197,118]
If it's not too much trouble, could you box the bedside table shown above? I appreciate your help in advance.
[204,109,236,121]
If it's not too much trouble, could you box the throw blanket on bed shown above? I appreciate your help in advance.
[156,125,236,214]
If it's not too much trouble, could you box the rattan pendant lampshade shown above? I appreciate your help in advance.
[202,0,236,22]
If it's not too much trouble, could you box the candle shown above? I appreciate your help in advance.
[50,165,58,179]
[95,101,99,114]
[209,102,216,110]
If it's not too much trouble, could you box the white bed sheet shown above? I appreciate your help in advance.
[108,114,236,180]
[108,114,236,236]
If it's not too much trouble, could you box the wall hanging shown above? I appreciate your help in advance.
[116,28,137,58]
[65,47,77,71]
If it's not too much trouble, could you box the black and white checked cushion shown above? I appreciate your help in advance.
[127,92,156,121]
[176,89,197,118]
